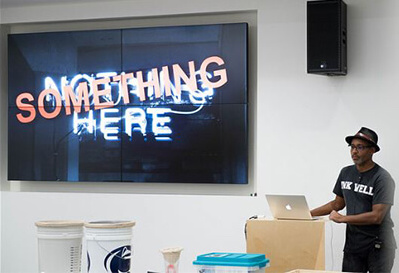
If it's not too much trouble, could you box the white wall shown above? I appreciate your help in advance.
[0,0,6,267]
[0,2,3,269]
[1,0,399,272]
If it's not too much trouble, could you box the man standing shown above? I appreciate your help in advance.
[311,127,396,272]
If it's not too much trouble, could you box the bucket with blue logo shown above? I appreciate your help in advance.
[85,221,136,273]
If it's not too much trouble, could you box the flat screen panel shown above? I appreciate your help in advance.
[8,23,248,184]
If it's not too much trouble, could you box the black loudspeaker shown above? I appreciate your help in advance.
[307,0,347,75]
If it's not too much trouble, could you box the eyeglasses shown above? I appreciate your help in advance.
[349,144,372,151]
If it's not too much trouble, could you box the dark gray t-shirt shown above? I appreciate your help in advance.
[333,164,396,253]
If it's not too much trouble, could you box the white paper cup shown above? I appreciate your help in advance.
[161,247,183,273]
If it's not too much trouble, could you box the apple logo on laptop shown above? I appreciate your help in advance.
[285,204,292,211]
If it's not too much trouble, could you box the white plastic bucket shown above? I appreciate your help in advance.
[85,221,136,273]
[36,220,84,273]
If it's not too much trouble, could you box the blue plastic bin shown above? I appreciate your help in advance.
[193,252,269,273]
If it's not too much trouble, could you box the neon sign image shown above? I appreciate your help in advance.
[8,23,248,183]
[15,56,228,142]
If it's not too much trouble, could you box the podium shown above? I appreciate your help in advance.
[246,219,325,273]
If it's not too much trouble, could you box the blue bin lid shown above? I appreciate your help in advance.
[193,253,269,268]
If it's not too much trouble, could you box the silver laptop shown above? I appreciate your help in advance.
[265,194,316,220]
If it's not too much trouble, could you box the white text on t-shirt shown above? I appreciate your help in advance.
[341,181,374,196]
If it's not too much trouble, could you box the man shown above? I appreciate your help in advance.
[311,127,396,273]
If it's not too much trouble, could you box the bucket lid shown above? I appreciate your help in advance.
[85,221,136,229]
[35,220,84,228]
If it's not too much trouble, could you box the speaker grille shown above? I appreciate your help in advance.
[307,0,347,75]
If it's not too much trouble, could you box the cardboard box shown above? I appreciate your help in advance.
[246,219,325,273]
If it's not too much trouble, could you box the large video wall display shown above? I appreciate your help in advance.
[8,23,248,183]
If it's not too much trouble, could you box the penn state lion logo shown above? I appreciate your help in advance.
[103,245,131,273]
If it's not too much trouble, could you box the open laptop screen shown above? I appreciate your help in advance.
[265,194,315,220]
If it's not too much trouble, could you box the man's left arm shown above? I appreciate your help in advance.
[329,203,390,225]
